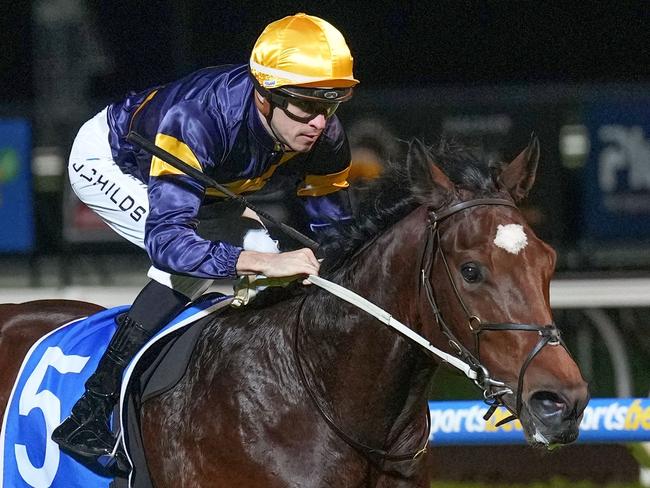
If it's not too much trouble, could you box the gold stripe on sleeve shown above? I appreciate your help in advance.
[150,133,203,177]
[297,165,350,197]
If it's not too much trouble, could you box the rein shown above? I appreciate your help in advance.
[295,197,566,464]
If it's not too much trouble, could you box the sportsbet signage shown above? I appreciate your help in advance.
[428,398,650,444]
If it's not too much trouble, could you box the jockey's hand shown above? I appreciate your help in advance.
[236,248,320,285]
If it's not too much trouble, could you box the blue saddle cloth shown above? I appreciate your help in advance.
[0,294,231,488]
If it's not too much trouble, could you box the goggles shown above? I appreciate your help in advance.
[269,91,340,123]
[251,70,352,123]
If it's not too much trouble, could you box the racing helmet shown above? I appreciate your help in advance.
[250,13,359,120]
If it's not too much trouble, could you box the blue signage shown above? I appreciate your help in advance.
[0,119,33,252]
[583,101,650,239]
[428,398,650,445]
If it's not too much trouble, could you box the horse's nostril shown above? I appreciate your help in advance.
[530,391,567,419]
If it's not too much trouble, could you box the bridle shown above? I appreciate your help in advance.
[421,197,564,424]
[293,197,566,465]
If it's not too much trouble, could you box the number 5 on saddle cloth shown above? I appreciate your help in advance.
[0,294,232,488]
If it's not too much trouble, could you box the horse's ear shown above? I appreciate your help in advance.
[407,139,453,205]
[497,134,540,202]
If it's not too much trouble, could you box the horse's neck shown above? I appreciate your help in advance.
[302,208,433,443]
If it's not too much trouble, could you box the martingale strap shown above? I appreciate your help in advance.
[293,291,431,464]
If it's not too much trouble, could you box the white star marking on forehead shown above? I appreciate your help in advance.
[494,224,528,255]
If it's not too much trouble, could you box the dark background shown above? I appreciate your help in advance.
[2,1,649,103]
[2,0,649,266]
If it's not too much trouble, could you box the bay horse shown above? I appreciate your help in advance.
[0,137,589,487]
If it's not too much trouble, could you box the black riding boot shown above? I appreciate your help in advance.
[51,315,152,461]
[52,280,190,472]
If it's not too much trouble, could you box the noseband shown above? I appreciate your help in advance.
[421,198,564,424]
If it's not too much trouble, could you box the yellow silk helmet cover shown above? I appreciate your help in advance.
[250,13,359,89]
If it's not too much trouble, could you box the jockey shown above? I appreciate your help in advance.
[52,12,358,468]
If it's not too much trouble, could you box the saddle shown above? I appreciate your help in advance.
[118,294,232,487]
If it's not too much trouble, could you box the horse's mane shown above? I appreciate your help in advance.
[197,139,498,368]
[318,138,498,272]
[242,138,498,309]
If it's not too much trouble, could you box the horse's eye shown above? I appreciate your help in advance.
[460,263,482,283]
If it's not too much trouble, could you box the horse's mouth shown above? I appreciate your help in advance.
[492,389,581,448]
[519,404,581,448]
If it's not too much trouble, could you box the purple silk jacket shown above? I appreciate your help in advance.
[105,64,352,279]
